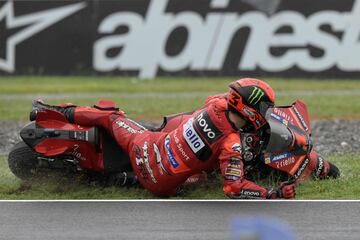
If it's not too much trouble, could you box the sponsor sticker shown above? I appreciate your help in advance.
[230,157,241,163]
[273,108,292,122]
[183,119,205,153]
[165,136,179,168]
[134,145,143,165]
[231,143,242,153]
[270,152,293,162]
[115,120,144,134]
[126,118,147,130]
[229,163,241,168]
[275,157,296,169]
[225,175,240,181]
[242,106,255,118]
[293,106,309,132]
[270,113,282,122]
[134,145,148,180]
[142,142,157,183]
[225,162,242,181]
[194,111,222,144]
[240,189,261,198]
[315,156,325,177]
[294,158,310,179]
[271,109,294,127]
[248,87,264,105]
[174,130,190,161]
[153,143,169,175]
[263,153,271,164]
[225,168,242,177]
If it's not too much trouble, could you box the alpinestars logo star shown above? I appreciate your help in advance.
[0,1,86,73]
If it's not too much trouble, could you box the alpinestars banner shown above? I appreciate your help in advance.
[0,0,359,78]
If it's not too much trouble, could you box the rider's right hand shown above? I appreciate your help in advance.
[278,182,296,199]
[266,182,296,199]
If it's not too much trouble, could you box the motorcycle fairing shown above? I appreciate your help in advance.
[262,100,311,176]
[21,109,105,171]
[23,108,132,173]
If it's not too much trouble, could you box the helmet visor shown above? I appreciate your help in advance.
[259,101,274,118]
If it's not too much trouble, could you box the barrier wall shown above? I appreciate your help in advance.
[1,0,360,78]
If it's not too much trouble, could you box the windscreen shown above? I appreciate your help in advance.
[263,107,293,153]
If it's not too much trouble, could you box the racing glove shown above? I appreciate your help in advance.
[266,181,296,199]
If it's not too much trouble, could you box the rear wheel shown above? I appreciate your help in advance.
[8,141,40,180]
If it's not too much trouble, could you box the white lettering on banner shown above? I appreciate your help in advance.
[93,0,360,78]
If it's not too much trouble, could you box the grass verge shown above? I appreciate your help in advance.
[1,77,360,121]
[0,154,357,200]
[0,77,359,199]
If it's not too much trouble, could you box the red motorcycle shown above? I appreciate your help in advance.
[8,99,339,187]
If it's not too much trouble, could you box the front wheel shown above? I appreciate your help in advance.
[8,141,40,180]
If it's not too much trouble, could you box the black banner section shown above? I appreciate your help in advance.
[0,0,359,78]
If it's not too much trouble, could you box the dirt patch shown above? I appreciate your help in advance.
[311,120,360,155]
[0,121,22,155]
[1,120,359,156]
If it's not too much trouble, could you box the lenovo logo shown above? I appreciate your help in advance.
[194,110,222,144]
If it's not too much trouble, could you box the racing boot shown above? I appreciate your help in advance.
[30,99,76,122]
[30,99,126,128]
[319,161,340,179]
[294,150,340,184]
[307,150,340,179]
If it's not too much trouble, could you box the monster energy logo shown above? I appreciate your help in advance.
[248,87,264,105]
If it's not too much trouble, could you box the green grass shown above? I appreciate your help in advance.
[0,77,360,121]
[0,154,220,200]
[0,154,357,199]
[1,94,360,121]
[0,76,359,199]
[296,155,360,199]
[1,76,360,93]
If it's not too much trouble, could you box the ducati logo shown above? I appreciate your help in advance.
[0,1,86,72]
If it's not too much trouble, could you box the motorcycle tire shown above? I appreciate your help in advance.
[8,141,40,180]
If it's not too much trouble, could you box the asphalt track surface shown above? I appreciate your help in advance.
[0,201,359,240]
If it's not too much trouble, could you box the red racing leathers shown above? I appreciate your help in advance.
[65,94,330,199]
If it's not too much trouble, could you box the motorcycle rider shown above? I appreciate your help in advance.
[32,78,338,199]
